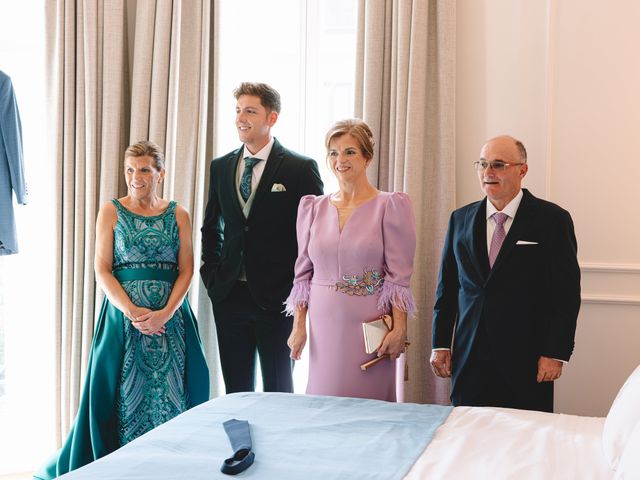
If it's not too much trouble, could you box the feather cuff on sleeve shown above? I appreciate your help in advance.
[284,280,311,316]
[377,281,417,316]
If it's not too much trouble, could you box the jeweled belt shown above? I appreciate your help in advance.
[334,268,385,296]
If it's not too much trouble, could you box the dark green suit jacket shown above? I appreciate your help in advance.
[200,138,323,311]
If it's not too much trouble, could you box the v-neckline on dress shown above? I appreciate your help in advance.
[329,192,381,234]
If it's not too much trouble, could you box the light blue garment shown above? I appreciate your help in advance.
[0,70,27,255]
[56,392,453,480]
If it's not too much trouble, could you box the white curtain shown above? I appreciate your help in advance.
[355,0,456,404]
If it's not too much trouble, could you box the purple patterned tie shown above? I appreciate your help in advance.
[489,212,508,268]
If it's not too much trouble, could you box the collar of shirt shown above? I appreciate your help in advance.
[485,188,524,221]
[241,136,275,163]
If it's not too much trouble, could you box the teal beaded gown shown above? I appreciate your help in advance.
[34,200,210,480]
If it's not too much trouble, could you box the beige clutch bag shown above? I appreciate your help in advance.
[362,314,393,354]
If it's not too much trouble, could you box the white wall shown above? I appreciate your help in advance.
[457,0,640,416]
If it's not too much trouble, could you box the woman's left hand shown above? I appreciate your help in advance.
[133,309,172,335]
[377,328,408,359]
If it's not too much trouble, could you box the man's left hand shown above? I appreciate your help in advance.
[537,356,563,383]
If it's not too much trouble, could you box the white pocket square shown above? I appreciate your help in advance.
[271,183,286,192]
[516,240,538,245]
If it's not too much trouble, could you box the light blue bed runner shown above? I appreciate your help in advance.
[61,392,452,480]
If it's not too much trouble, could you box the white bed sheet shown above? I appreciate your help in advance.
[406,406,614,480]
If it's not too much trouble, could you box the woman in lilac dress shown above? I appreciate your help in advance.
[285,119,416,401]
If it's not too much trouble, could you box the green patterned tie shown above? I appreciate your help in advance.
[240,157,260,201]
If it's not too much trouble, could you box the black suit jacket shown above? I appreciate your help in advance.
[432,189,581,400]
[200,138,323,311]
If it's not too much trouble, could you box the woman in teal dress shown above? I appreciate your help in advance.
[35,141,209,479]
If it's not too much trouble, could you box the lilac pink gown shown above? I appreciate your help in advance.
[286,192,416,401]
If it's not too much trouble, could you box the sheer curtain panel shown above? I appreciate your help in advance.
[355,0,456,405]
[46,0,216,445]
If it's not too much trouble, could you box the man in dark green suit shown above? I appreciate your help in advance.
[201,82,323,393]
[430,135,580,412]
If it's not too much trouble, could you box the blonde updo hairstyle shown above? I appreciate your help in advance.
[324,118,375,162]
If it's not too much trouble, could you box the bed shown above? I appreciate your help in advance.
[59,365,640,479]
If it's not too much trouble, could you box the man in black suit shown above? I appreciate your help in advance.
[430,135,580,412]
[200,82,323,393]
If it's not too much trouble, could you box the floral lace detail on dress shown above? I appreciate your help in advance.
[335,268,384,296]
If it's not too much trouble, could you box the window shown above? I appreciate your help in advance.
[0,1,55,475]
[0,3,358,475]
[216,0,357,392]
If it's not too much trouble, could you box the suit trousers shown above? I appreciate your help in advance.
[212,281,294,394]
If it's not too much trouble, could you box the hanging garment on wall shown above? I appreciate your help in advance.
[0,70,27,255]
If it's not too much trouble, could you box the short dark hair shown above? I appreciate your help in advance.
[124,140,165,171]
[325,118,375,160]
[233,82,281,113]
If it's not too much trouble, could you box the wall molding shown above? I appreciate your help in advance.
[580,262,640,274]
[580,263,640,305]
[582,294,640,306]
